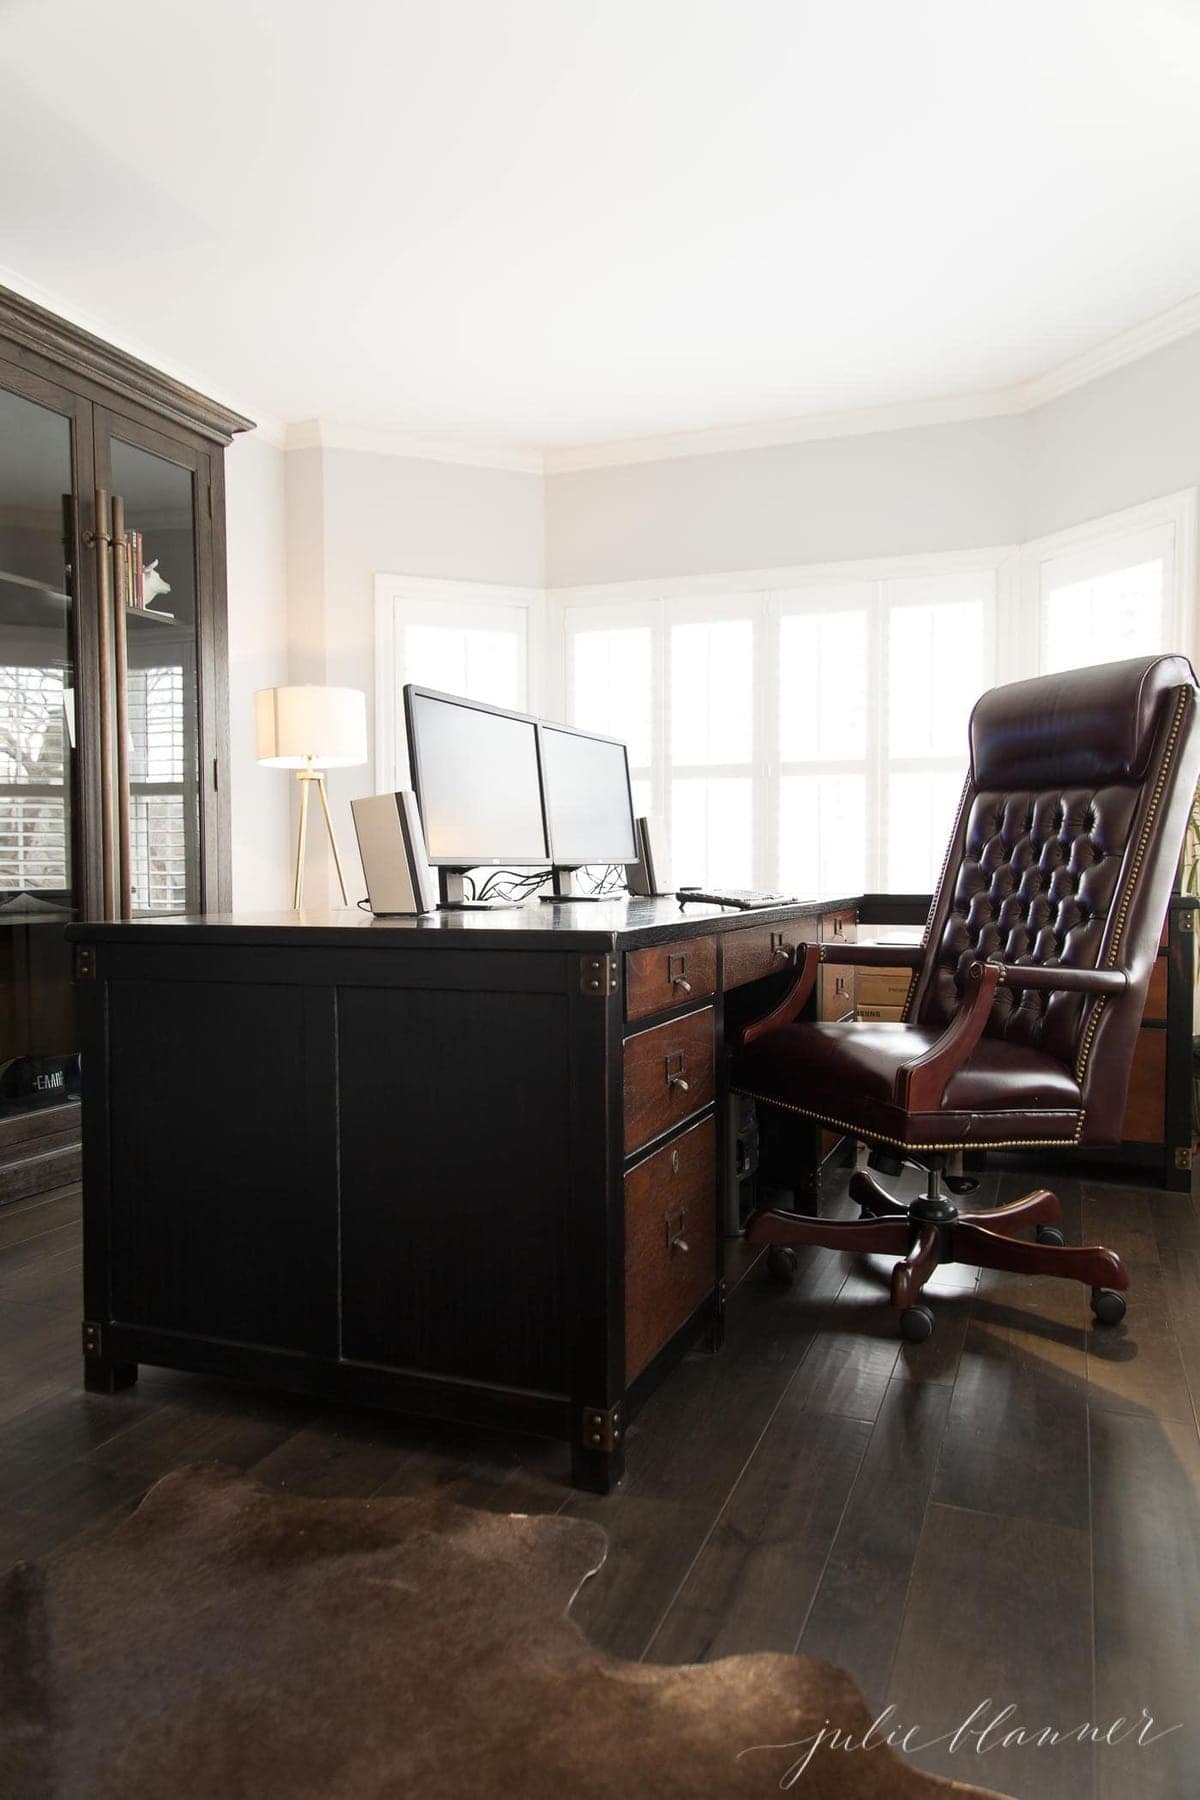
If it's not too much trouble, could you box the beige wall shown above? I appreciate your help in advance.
[546,414,1025,587]
[223,430,291,910]
[546,328,1200,589]
[226,326,1200,907]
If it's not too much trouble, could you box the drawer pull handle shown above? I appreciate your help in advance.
[667,952,690,993]
[772,940,793,961]
[672,974,692,993]
[669,1074,690,1093]
[665,1208,689,1253]
[666,1050,689,1094]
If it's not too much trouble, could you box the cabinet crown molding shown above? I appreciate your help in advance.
[0,283,255,445]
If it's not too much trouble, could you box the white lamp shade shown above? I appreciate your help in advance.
[255,685,367,769]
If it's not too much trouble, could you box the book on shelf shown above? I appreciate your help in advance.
[122,529,145,609]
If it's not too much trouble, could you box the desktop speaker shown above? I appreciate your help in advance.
[351,790,438,916]
[625,815,673,897]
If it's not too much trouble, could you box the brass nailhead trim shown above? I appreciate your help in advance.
[904,774,972,1026]
[734,1087,1086,1153]
[1075,995,1106,1083]
[1105,686,1187,967]
[1076,684,1188,1083]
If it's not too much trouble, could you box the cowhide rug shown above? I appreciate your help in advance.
[0,1464,1007,1799]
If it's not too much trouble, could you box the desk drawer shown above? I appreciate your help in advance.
[623,1007,715,1155]
[722,919,817,990]
[820,965,855,1021]
[625,1115,716,1380]
[625,936,717,1021]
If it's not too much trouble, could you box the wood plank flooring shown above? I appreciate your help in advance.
[2,1162,1198,1800]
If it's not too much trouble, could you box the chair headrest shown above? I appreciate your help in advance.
[970,654,1198,789]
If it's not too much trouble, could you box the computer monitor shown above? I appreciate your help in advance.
[404,687,548,904]
[538,722,638,869]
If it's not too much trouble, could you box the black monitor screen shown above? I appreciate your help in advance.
[405,689,548,866]
[540,724,637,866]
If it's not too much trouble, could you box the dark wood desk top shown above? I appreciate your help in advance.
[66,894,861,954]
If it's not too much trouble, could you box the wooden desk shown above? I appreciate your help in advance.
[67,896,854,1492]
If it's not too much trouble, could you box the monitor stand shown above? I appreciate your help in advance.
[538,869,619,903]
[437,871,520,911]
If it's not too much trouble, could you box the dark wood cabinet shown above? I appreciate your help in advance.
[0,285,250,1196]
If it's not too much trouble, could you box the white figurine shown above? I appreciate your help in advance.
[142,560,172,608]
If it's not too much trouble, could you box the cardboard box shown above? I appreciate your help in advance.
[855,965,913,1008]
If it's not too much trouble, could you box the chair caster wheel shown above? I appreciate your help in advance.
[867,1149,906,1179]
[899,1305,935,1342]
[944,1175,979,1196]
[766,1245,798,1283]
[1091,1287,1126,1326]
[1036,1225,1065,1246]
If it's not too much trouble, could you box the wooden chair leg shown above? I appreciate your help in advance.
[951,1221,1128,1290]
[891,1225,940,1308]
[745,1208,913,1256]
[847,1170,909,1218]
[959,1187,1061,1238]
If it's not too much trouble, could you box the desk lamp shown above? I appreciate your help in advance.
[255,685,367,908]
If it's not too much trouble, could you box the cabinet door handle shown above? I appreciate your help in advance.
[109,493,132,921]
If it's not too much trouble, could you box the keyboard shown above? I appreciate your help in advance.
[676,886,798,910]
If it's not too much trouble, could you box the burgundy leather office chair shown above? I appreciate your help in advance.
[733,654,1200,1340]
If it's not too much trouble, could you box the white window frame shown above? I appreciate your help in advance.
[372,488,1198,894]
[551,547,1006,891]
[1007,489,1197,681]
[373,573,548,792]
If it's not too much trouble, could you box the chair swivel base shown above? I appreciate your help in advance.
[747,1170,1129,1341]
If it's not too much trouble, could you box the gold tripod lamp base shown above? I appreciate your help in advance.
[254,685,368,913]
[293,761,350,910]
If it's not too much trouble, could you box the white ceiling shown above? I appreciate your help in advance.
[2,0,1199,457]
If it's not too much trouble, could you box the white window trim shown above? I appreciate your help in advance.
[553,548,1008,890]
[373,572,548,791]
[372,488,1198,889]
[1008,488,1198,681]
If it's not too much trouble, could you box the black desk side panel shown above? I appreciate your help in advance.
[337,983,571,1391]
[107,975,338,1355]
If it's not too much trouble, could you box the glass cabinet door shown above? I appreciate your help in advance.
[0,374,83,1117]
[100,421,211,917]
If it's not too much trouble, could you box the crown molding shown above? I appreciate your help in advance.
[9,255,1193,474]
[541,289,1200,474]
[540,388,1029,473]
[1016,290,1200,409]
[0,263,268,445]
[283,418,543,473]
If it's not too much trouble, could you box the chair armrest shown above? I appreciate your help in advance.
[894,962,1001,1113]
[737,941,924,1051]
[893,959,1128,1114]
[739,943,820,1049]
[984,962,1129,996]
[819,943,925,968]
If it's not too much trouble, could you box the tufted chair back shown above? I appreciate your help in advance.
[903,654,1200,1140]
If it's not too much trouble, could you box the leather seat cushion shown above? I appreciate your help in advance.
[734,1019,1085,1150]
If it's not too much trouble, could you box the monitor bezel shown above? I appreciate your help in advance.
[403,685,551,869]
[536,717,638,869]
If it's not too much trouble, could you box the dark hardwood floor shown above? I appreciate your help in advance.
[3,1161,1198,1800]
